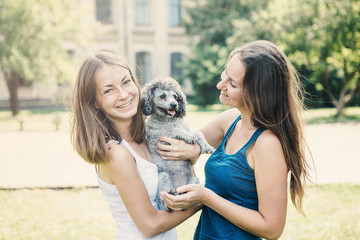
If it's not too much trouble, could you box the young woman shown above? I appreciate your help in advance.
[159,40,311,240]
[70,51,200,240]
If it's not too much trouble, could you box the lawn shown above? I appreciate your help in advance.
[1,106,360,239]
[0,184,359,239]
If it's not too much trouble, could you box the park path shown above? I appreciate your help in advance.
[0,122,359,188]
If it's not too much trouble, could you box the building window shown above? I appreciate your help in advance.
[134,0,150,25]
[171,53,184,83]
[169,0,182,26]
[136,52,151,84]
[96,0,113,24]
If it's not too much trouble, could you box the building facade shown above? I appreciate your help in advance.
[79,0,191,87]
[0,0,192,104]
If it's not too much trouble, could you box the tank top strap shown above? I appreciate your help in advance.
[241,127,266,151]
[224,115,242,140]
[119,139,142,163]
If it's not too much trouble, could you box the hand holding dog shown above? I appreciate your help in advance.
[156,136,201,164]
[160,184,211,211]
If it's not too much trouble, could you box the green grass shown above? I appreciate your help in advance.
[1,106,359,132]
[1,184,359,239]
[1,106,360,239]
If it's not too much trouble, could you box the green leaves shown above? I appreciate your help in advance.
[0,0,85,85]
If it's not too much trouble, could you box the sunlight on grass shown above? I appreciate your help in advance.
[0,184,359,239]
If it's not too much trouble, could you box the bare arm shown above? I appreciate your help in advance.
[101,145,201,238]
[161,130,288,240]
[156,108,240,161]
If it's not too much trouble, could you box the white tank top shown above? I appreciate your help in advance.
[96,139,177,240]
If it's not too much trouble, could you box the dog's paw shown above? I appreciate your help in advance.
[200,144,214,154]
[167,189,179,196]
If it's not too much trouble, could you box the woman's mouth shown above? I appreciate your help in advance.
[221,91,228,97]
[117,100,132,108]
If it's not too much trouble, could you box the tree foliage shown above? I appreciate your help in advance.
[184,0,360,115]
[184,0,268,107]
[259,0,360,116]
[0,0,86,115]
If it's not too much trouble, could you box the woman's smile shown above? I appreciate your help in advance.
[117,99,133,109]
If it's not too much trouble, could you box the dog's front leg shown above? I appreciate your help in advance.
[171,128,198,144]
[193,131,214,154]
[156,171,176,211]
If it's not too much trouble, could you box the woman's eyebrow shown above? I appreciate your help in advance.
[103,75,128,88]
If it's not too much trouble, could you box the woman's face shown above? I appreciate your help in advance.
[95,64,139,122]
[217,54,246,110]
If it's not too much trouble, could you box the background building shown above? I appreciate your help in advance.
[0,0,192,107]
[78,0,191,88]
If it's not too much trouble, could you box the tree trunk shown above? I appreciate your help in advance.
[5,70,20,116]
[335,96,345,118]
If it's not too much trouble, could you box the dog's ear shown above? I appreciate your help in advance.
[176,87,187,117]
[141,86,154,116]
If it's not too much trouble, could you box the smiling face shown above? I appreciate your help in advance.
[217,54,246,110]
[95,64,139,123]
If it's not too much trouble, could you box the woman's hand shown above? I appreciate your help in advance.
[160,184,210,211]
[156,136,201,164]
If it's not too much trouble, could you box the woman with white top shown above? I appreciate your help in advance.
[70,51,201,239]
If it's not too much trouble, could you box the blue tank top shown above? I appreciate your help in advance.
[194,115,265,240]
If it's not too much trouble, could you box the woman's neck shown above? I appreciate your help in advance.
[239,110,256,131]
[112,120,133,142]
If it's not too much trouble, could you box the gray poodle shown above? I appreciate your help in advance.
[141,77,214,210]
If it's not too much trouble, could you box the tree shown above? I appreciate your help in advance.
[183,0,268,107]
[253,0,360,116]
[0,0,86,115]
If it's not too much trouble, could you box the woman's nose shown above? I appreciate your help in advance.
[116,87,128,99]
[217,71,226,89]
[216,78,225,90]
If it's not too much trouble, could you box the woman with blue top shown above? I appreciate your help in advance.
[70,51,201,240]
[159,40,311,240]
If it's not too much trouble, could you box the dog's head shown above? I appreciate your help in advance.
[141,77,187,119]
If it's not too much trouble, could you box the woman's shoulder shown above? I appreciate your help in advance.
[253,129,284,163]
[214,108,241,129]
[256,129,281,149]
[105,141,134,165]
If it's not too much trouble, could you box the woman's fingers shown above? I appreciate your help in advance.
[156,137,201,161]
[161,191,189,210]
[160,184,201,210]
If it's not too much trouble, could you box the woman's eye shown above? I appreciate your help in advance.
[230,81,236,88]
[104,89,113,94]
[123,79,131,85]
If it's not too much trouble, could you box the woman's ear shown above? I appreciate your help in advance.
[93,102,100,109]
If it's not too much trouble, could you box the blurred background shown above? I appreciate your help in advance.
[1,0,359,114]
[0,0,359,239]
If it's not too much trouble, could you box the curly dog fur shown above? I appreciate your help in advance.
[141,77,214,210]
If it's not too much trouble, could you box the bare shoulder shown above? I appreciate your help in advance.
[201,108,241,147]
[212,108,240,131]
[103,142,136,171]
[255,129,282,151]
[253,129,285,165]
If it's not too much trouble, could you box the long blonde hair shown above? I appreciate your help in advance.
[70,51,145,164]
[230,40,311,213]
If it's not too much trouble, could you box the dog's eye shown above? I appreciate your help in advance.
[174,95,178,101]
[160,94,166,99]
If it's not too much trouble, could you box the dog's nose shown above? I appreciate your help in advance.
[170,103,177,109]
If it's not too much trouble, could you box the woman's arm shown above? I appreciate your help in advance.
[100,144,201,239]
[156,108,240,161]
[161,130,288,240]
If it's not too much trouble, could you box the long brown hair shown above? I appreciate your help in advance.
[70,51,146,164]
[229,40,311,213]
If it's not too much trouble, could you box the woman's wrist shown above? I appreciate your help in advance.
[189,143,201,165]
